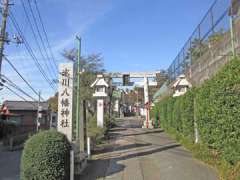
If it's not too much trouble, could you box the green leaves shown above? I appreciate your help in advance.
[154,57,240,166]
[196,57,240,164]
[20,130,71,180]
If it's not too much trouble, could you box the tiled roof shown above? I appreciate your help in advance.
[3,101,49,111]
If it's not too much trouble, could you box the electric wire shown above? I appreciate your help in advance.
[3,56,45,101]
[19,0,57,82]
[34,0,58,72]
[9,11,56,91]
[9,11,55,90]
[2,75,38,102]
[27,0,58,76]
[3,85,38,108]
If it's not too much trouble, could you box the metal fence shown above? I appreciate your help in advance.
[168,0,240,84]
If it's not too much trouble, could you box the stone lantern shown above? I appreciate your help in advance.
[91,74,109,128]
[172,74,192,97]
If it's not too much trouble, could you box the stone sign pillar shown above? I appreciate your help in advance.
[58,63,74,142]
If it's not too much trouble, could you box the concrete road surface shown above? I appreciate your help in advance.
[80,118,218,180]
[0,144,21,180]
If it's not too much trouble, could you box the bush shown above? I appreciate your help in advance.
[153,57,240,179]
[181,90,194,140]
[21,130,71,180]
[196,57,240,165]
[87,115,105,142]
[154,90,194,140]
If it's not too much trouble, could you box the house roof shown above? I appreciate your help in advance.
[2,101,49,111]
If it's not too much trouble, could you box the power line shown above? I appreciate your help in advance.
[19,0,57,82]
[2,75,36,101]
[3,56,45,101]
[34,0,58,72]
[27,0,58,76]
[9,11,55,88]
[1,81,38,108]
[9,11,56,91]
[2,75,38,101]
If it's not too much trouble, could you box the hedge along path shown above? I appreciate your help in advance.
[153,57,240,166]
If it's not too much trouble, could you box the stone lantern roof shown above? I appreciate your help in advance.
[172,75,192,97]
[91,74,109,98]
[91,74,109,88]
[172,74,192,89]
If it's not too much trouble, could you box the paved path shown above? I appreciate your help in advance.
[0,143,21,180]
[80,118,218,180]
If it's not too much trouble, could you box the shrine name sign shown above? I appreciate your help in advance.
[58,63,74,141]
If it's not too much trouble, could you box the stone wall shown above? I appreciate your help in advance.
[186,17,240,86]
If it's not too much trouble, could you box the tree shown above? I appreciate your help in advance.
[62,50,105,101]
[48,93,58,112]
[47,51,105,113]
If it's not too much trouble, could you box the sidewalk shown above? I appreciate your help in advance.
[0,141,21,180]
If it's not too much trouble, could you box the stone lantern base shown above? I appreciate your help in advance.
[142,120,154,129]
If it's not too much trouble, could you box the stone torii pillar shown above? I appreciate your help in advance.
[142,76,153,129]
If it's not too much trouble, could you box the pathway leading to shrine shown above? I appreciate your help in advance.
[80,117,218,180]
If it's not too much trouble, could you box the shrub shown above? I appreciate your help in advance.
[153,57,240,178]
[181,90,194,140]
[196,57,240,165]
[153,90,194,140]
[21,130,71,180]
[87,115,105,141]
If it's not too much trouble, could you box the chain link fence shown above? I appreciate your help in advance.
[168,0,240,85]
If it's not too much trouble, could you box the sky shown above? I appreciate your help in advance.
[0,0,218,102]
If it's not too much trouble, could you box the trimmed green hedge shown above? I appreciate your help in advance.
[196,58,240,165]
[156,90,194,141]
[21,130,71,180]
[153,57,240,166]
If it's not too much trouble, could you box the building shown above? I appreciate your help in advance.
[0,101,50,135]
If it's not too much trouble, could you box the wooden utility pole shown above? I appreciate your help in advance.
[0,0,10,77]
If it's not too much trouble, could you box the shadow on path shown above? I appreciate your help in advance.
[93,142,152,154]
[80,143,181,180]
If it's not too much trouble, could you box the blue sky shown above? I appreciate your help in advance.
[0,0,216,102]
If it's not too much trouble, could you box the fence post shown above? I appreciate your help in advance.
[87,137,91,158]
[70,150,74,180]
[230,15,236,57]
[194,98,199,143]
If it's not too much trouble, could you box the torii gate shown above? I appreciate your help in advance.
[105,71,160,129]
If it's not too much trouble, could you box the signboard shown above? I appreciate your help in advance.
[58,63,74,141]
[123,74,130,86]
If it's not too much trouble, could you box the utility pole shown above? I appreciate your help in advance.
[75,36,81,140]
[76,36,85,152]
[0,0,10,78]
[76,36,86,152]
